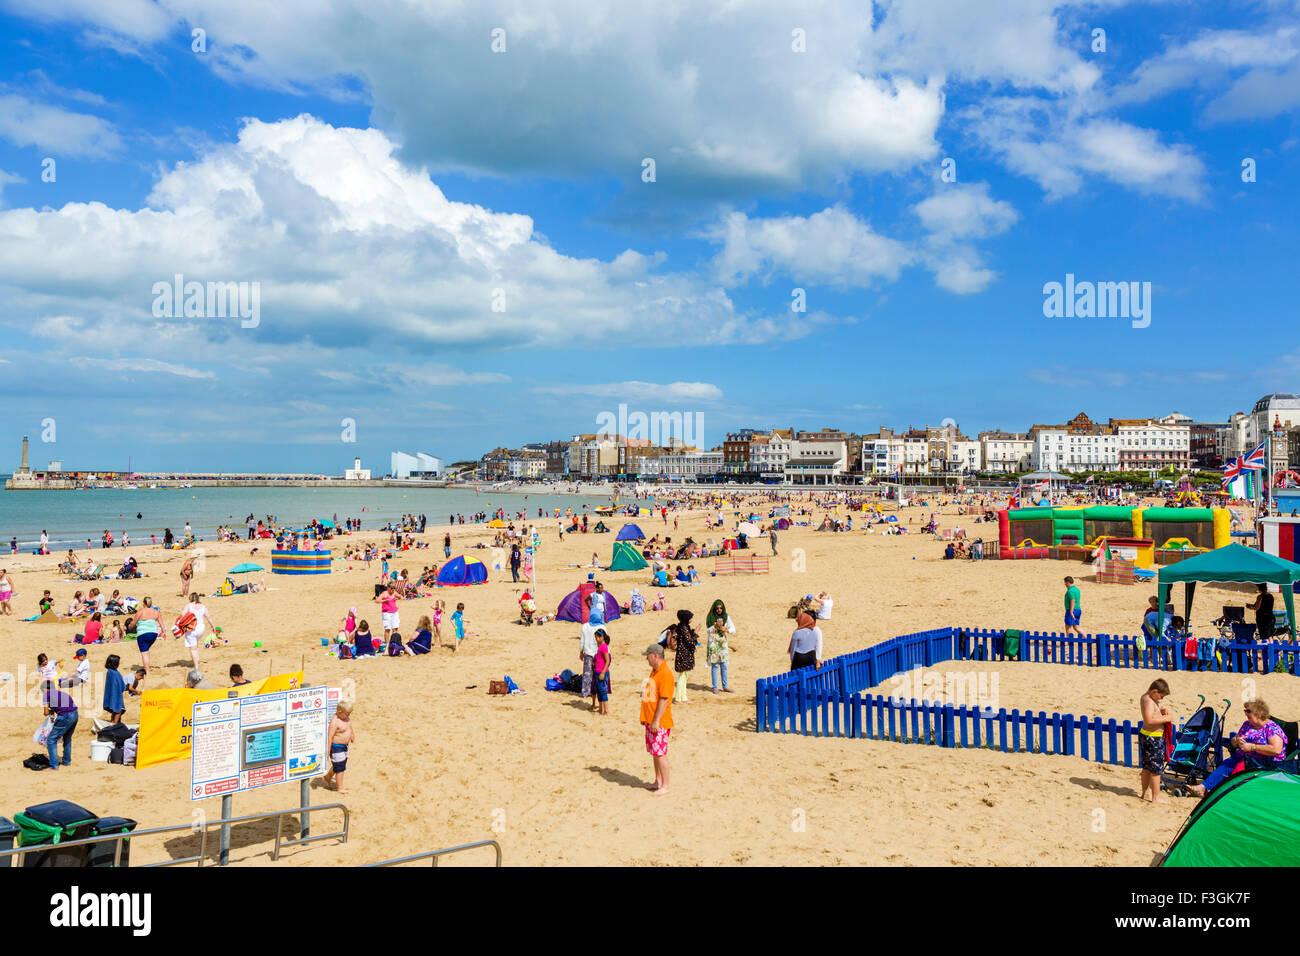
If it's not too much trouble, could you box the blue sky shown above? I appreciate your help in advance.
[0,0,1297,472]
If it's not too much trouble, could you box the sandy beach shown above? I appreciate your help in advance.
[0,494,1290,866]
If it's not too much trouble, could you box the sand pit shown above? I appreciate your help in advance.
[867,661,1297,728]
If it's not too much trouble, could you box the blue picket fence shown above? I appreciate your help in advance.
[956,626,1300,675]
[753,624,1300,768]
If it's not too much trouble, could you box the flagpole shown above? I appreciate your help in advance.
[1267,431,1273,512]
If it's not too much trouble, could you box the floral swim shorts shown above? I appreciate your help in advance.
[1140,732,1165,774]
[644,725,671,757]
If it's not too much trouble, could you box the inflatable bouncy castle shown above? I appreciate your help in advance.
[997,506,1229,562]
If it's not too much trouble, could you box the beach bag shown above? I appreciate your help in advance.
[33,717,53,746]
[1002,629,1021,660]
[545,676,564,692]
[338,645,354,660]
[1135,632,1147,653]
[488,680,509,696]
[171,611,197,637]
[123,731,138,767]
[1184,636,1198,659]
[98,723,133,745]
[23,753,50,771]
[504,675,519,693]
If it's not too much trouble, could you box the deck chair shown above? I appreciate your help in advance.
[77,564,105,581]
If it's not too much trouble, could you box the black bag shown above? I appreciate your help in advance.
[98,724,133,745]
[22,753,50,771]
[108,746,125,765]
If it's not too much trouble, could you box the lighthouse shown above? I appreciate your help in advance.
[16,435,30,476]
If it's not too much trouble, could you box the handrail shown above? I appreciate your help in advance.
[364,839,502,867]
[0,802,349,867]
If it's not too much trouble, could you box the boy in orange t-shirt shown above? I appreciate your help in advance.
[640,644,675,795]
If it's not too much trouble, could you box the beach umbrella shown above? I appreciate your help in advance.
[228,562,265,574]
[487,519,506,528]
[319,519,335,528]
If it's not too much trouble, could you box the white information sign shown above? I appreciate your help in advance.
[191,686,339,801]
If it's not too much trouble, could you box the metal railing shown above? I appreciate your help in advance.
[365,839,502,867]
[0,802,349,867]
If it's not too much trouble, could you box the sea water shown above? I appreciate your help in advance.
[0,485,622,551]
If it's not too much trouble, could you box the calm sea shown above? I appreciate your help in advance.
[0,484,621,550]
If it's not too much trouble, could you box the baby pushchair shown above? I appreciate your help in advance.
[1161,695,1230,796]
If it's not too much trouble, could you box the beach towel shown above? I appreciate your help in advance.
[171,611,197,637]
[104,669,126,714]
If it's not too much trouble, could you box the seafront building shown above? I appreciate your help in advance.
[8,394,1297,489]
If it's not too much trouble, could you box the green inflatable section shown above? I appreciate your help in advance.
[1162,771,1300,867]
[1007,507,1054,521]
[1052,514,1084,546]
[1082,506,1135,521]
[1144,507,1213,523]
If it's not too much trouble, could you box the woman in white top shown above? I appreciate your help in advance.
[181,592,216,669]
[816,591,833,622]
[0,568,12,615]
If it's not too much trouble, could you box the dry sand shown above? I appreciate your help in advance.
[0,494,1292,866]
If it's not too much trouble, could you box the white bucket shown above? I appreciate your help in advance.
[90,739,114,762]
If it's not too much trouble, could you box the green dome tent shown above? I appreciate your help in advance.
[609,540,648,572]
[1160,770,1300,866]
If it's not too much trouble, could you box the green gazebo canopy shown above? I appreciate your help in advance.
[1157,543,1300,639]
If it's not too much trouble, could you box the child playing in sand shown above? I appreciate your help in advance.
[1139,679,1175,803]
[323,701,355,795]
[37,653,57,684]
[431,600,444,645]
[451,602,466,652]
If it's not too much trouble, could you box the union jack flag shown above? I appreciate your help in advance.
[1241,442,1267,471]
[1222,455,1243,488]
[1009,485,1021,508]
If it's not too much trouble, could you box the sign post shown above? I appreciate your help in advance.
[191,685,340,865]
[219,794,232,867]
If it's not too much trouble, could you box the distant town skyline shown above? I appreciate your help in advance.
[0,2,1297,470]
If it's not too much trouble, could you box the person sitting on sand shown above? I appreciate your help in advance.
[77,612,104,645]
[1188,698,1287,798]
[230,664,251,687]
[185,668,216,689]
[409,616,433,655]
[353,619,376,657]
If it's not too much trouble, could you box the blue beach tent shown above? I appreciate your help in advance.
[616,523,646,542]
[436,555,488,586]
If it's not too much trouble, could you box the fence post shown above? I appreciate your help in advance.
[1098,633,1110,668]
[837,658,848,696]
[941,703,955,747]
[797,670,809,735]
[755,679,766,732]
